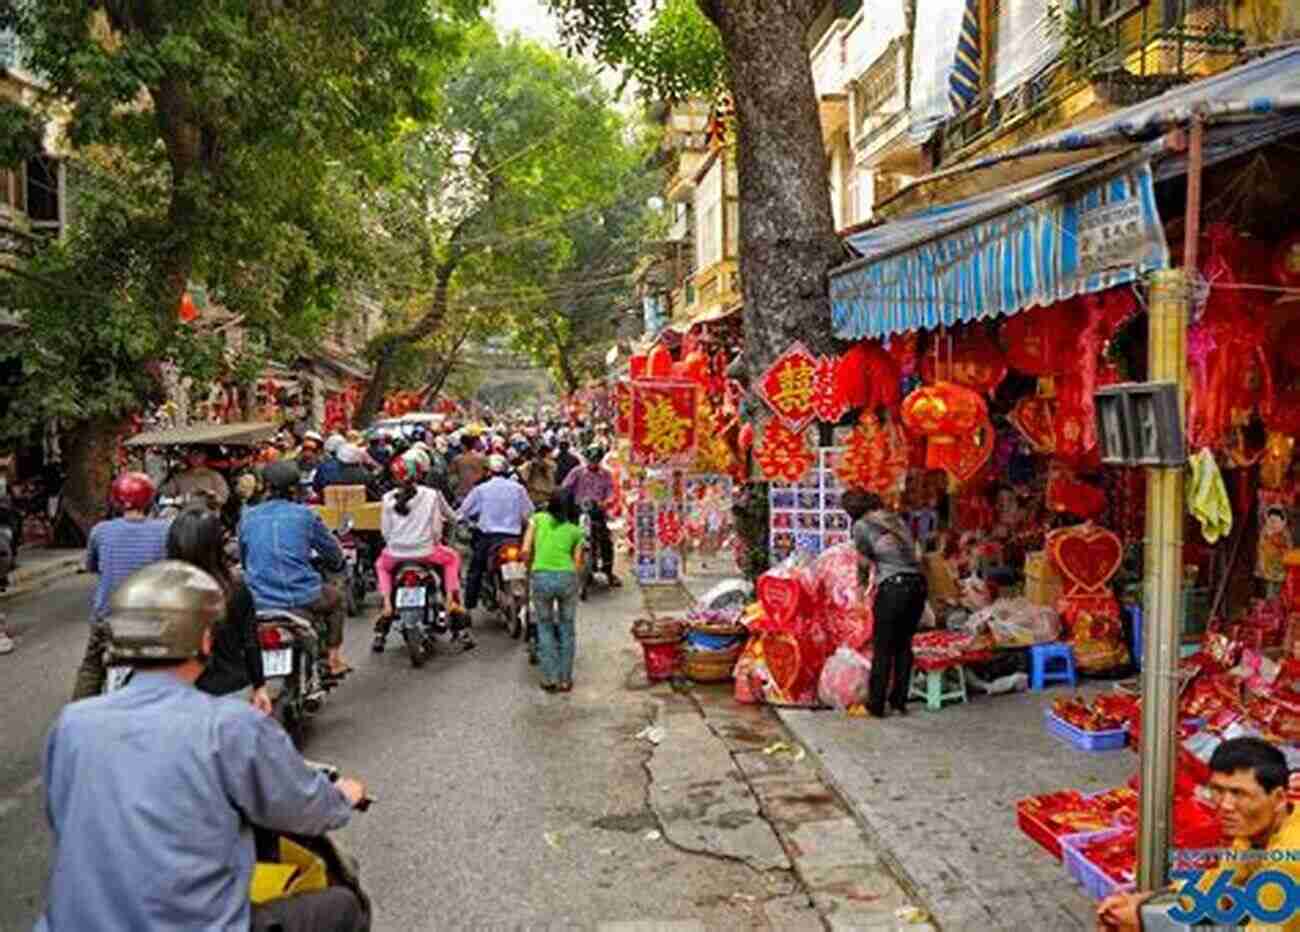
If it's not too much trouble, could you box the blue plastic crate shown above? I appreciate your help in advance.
[1061,828,1135,901]
[1044,709,1128,751]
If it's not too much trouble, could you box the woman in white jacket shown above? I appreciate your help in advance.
[375,449,461,621]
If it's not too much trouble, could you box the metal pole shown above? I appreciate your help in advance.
[1183,114,1204,269]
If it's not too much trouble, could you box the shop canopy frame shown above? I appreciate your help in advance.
[831,45,1300,341]
[124,421,279,448]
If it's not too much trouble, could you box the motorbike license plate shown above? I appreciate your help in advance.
[396,587,426,608]
[262,649,293,677]
[106,665,132,692]
[345,549,358,565]
[501,561,527,582]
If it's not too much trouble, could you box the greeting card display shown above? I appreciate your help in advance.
[769,448,849,562]
[632,471,683,585]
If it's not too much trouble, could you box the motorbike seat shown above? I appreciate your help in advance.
[256,609,315,627]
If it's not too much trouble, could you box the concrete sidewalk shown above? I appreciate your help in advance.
[2,548,84,601]
[779,688,1136,931]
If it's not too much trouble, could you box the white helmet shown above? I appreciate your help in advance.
[324,433,346,456]
[487,453,509,474]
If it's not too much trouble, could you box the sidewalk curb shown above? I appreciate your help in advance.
[1,556,84,604]
[776,709,942,931]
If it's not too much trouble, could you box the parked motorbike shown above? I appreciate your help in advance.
[251,760,373,930]
[481,537,529,639]
[256,608,333,749]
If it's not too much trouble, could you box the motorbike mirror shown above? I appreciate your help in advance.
[340,516,355,534]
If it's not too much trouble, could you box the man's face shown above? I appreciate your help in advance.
[1209,767,1286,840]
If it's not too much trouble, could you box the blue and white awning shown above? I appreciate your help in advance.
[830,154,1168,340]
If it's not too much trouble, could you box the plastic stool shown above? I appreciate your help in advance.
[1029,642,1077,691]
[909,665,968,711]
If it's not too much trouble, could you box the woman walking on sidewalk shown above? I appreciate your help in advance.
[522,490,585,692]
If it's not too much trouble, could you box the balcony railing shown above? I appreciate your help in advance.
[937,0,1244,166]
[810,19,848,98]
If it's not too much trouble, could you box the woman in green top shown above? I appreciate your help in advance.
[522,489,585,692]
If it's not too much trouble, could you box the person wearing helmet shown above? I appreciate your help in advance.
[239,460,351,677]
[456,453,534,613]
[159,446,230,510]
[316,443,375,499]
[519,442,558,509]
[562,446,621,586]
[367,431,393,470]
[70,472,173,700]
[38,561,368,932]
[450,433,487,502]
[554,438,580,487]
[373,450,470,651]
[310,432,348,494]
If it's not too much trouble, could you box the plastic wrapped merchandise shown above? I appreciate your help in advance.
[967,597,1061,648]
[812,542,875,650]
[697,578,754,613]
[817,646,874,710]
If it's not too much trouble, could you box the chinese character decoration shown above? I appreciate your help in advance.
[836,411,908,499]
[614,380,632,436]
[754,419,815,483]
[758,343,819,432]
[630,381,699,466]
[692,396,735,474]
[811,354,848,423]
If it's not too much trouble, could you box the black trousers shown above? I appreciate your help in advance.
[465,531,516,610]
[868,573,928,712]
[250,887,365,932]
[588,505,614,573]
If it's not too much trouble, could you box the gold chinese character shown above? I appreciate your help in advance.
[643,395,691,457]
[771,360,814,413]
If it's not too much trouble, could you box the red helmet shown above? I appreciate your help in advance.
[390,449,430,484]
[111,472,156,511]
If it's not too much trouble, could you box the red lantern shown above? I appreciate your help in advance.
[900,382,986,439]
[836,342,901,411]
[647,344,674,379]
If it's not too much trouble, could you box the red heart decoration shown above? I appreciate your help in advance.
[762,632,803,694]
[757,575,803,627]
[1010,395,1056,454]
[1048,524,1123,594]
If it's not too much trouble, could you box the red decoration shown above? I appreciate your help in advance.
[1047,523,1123,595]
[1274,232,1300,288]
[656,510,684,547]
[629,381,699,466]
[929,414,995,485]
[836,412,908,496]
[900,381,988,475]
[178,291,199,323]
[679,350,711,388]
[920,328,1007,395]
[629,353,648,379]
[614,380,632,436]
[836,342,902,411]
[1001,303,1082,376]
[1047,467,1108,520]
[646,343,674,379]
[811,355,848,423]
[754,420,815,483]
[757,575,805,629]
[758,343,819,431]
[1009,395,1056,453]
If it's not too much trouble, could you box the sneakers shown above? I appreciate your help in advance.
[0,632,12,655]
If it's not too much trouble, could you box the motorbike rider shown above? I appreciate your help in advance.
[562,445,621,587]
[37,560,367,932]
[554,437,580,487]
[374,449,470,651]
[457,453,534,613]
[451,431,487,502]
[71,472,172,700]
[520,442,558,509]
[239,461,351,678]
[159,446,231,510]
[309,433,348,494]
[317,443,378,499]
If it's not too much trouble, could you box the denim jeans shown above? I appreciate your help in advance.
[532,570,577,684]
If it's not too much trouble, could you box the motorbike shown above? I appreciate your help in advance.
[481,536,529,640]
[251,760,373,929]
[334,518,370,618]
[577,503,614,601]
[377,560,471,667]
[256,608,334,749]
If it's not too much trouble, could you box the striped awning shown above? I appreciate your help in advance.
[949,0,982,112]
[829,153,1168,340]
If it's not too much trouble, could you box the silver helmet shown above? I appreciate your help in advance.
[106,561,226,662]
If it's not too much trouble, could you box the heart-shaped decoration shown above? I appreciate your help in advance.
[929,415,994,485]
[1010,395,1056,454]
[1048,524,1123,594]
[761,631,803,695]
[757,575,803,627]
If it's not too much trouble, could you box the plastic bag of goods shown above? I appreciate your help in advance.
[754,552,817,635]
[976,598,1061,648]
[812,543,874,650]
[817,646,874,710]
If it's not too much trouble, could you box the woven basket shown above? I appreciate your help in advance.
[632,618,685,642]
[684,645,743,683]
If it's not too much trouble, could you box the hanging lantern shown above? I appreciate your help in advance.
[646,343,674,379]
[920,329,1007,395]
[835,341,901,411]
[900,382,987,473]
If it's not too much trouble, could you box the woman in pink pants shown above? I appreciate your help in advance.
[377,450,461,619]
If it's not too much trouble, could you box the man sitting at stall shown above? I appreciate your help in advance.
[1097,736,1300,931]
[160,447,230,510]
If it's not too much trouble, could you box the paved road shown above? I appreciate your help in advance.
[0,575,781,931]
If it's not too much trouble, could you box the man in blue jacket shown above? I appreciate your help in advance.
[240,461,350,677]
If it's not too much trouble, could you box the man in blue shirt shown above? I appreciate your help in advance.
[310,433,348,495]
[38,560,367,932]
[457,453,534,612]
[71,472,172,700]
[240,461,350,677]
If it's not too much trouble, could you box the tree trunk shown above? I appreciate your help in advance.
[61,416,126,538]
[699,0,842,379]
